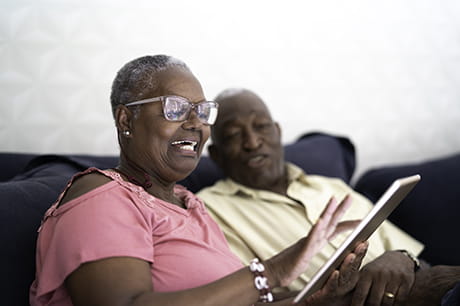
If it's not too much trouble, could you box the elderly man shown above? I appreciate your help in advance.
[197,88,459,305]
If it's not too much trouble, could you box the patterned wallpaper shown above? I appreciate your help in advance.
[1,0,459,180]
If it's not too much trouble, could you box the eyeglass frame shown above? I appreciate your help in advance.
[124,95,219,125]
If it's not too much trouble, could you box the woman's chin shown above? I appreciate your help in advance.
[172,160,199,180]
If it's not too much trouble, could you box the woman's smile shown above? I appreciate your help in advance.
[170,139,199,157]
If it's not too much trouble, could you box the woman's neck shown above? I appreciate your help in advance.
[116,157,185,209]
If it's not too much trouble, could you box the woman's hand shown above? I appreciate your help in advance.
[266,195,360,287]
[257,242,368,306]
[302,242,368,306]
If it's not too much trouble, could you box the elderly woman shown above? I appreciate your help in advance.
[30,55,366,306]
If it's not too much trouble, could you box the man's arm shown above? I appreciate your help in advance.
[348,249,460,306]
[407,265,460,306]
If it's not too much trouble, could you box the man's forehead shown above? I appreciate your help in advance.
[214,91,272,129]
[218,110,270,130]
[219,95,268,115]
[219,115,247,129]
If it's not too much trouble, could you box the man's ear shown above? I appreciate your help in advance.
[115,105,133,135]
[274,121,282,138]
[208,144,223,167]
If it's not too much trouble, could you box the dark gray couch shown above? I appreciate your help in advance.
[1,132,459,306]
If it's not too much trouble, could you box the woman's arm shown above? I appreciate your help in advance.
[66,195,359,306]
[66,256,260,306]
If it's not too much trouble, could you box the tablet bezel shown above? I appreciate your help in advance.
[293,174,421,303]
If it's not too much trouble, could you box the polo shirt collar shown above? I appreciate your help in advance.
[211,163,309,201]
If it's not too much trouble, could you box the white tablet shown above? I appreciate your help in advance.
[293,174,421,303]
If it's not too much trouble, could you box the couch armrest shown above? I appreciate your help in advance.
[354,153,460,266]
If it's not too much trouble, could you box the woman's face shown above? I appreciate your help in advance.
[123,67,211,183]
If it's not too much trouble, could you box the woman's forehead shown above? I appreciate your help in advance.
[154,68,204,99]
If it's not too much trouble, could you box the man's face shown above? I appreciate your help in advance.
[210,91,285,190]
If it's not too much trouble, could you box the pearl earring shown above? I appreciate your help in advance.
[123,130,131,136]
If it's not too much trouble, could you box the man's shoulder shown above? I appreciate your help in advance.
[198,178,238,196]
[303,174,350,186]
[198,179,253,214]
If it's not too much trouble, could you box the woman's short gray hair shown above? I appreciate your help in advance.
[110,55,189,117]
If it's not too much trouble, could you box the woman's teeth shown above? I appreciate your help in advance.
[171,140,197,151]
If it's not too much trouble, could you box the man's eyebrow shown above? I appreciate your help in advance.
[221,118,243,128]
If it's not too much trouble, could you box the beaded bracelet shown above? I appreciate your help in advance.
[249,258,274,303]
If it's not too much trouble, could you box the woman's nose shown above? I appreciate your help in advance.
[181,108,203,130]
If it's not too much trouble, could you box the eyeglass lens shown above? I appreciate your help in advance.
[163,97,218,125]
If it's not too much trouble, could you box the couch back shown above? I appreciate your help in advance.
[355,153,460,266]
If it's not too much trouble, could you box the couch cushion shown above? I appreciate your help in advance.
[442,281,460,306]
[1,162,81,305]
[354,153,460,266]
[0,155,119,305]
[0,152,38,182]
[287,132,355,182]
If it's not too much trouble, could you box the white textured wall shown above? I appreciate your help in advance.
[1,0,459,180]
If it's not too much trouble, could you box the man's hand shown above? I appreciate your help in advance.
[351,250,416,305]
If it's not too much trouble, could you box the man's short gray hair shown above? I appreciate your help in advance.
[214,88,248,102]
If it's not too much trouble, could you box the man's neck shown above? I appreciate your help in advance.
[243,173,290,196]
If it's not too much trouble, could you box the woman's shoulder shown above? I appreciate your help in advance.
[59,168,114,206]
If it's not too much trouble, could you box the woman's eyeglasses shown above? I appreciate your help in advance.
[125,95,219,125]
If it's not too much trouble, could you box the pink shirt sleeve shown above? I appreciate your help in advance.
[33,181,154,299]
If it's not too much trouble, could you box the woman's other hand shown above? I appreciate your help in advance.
[303,241,368,306]
[266,195,360,287]
[257,242,368,306]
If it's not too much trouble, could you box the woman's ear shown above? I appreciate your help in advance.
[115,105,133,136]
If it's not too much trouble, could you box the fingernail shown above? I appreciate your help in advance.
[333,270,340,279]
[349,254,356,263]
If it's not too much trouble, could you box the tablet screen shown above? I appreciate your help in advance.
[293,174,421,303]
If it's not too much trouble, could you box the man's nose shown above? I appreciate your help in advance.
[243,129,261,150]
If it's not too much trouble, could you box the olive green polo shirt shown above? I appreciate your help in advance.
[198,163,424,291]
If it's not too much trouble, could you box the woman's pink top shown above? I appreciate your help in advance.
[30,168,243,305]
